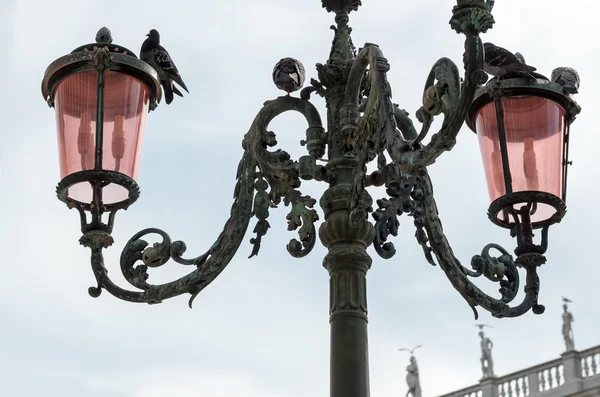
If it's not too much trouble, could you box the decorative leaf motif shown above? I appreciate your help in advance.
[249,219,270,259]
[372,197,401,259]
[284,190,319,258]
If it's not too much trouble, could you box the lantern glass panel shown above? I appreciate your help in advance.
[54,70,150,204]
[475,96,566,224]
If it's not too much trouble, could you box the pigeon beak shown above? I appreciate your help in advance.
[146,33,150,37]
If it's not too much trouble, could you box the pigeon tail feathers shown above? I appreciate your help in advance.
[173,76,189,93]
[172,85,184,97]
[163,82,174,105]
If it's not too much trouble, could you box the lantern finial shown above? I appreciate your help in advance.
[95,27,113,44]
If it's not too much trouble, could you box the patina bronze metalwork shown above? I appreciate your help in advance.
[43,3,582,397]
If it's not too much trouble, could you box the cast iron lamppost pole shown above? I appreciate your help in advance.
[41,2,581,397]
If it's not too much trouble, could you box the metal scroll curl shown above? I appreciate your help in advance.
[341,44,411,225]
[341,23,487,223]
[241,96,324,259]
[385,167,546,319]
[410,58,461,148]
[81,96,325,307]
[385,16,489,172]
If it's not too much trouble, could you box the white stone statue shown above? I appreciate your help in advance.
[562,297,575,351]
[475,324,494,378]
[399,345,422,397]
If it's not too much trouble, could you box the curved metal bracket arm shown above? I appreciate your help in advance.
[80,96,326,307]
[390,34,488,172]
[371,163,546,319]
[409,168,546,319]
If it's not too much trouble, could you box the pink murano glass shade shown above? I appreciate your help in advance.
[54,70,150,204]
[475,96,566,223]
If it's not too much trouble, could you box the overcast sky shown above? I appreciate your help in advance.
[1,0,599,396]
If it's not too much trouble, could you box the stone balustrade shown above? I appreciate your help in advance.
[436,345,600,397]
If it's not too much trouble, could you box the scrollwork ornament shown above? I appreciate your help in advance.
[371,167,418,259]
[241,96,324,258]
[402,167,546,319]
[470,244,518,303]
[92,46,112,71]
[78,96,325,307]
[383,16,487,172]
[79,230,114,298]
[80,230,114,251]
[450,1,495,35]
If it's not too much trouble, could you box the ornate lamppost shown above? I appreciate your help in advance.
[41,2,581,397]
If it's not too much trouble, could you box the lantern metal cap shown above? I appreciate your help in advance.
[41,28,162,110]
[466,78,581,132]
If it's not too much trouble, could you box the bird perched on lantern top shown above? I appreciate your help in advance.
[272,57,306,96]
[552,67,580,95]
[140,29,189,105]
[483,42,537,79]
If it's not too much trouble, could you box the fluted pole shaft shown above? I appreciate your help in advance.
[320,156,375,397]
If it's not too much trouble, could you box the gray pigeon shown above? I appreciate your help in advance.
[140,29,189,105]
[552,67,580,95]
[484,42,537,79]
[272,57,306,95]
[562,296,574,303]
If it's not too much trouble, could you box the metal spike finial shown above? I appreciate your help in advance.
[95,27,113,44]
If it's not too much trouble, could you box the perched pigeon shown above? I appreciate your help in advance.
[562,296,574,303]
[140,29,189,105]
[552,67,580,95]
[483,42,537,79]
[272,57,306,95]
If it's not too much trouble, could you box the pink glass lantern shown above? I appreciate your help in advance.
[42,27,162,232]
[467,78,580,251]
[54,70,150,204]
